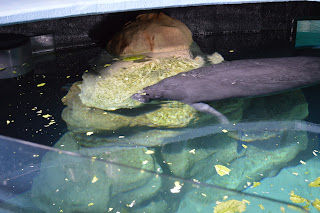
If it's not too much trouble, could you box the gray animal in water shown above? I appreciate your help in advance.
[132,56,320,123]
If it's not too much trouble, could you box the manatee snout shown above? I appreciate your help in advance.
[132,92,150,103]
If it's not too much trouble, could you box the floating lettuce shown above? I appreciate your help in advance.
[214,165,231,176]
[309,177,320,187]
[214,200,246,213]
[79,56,204,110]
[312,198,320,211]
[289,191,309,204]
[122,55,146,61]
[252,182,261,188]
[289,191,311,210]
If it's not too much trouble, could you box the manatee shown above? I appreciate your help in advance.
[132,56,320,123]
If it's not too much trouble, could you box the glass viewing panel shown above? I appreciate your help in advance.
[0,135,309,213]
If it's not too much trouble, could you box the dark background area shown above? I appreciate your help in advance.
[1,1,320,58]
[0,1,320,146]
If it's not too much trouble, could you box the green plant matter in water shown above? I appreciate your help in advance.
[79,56,204,110]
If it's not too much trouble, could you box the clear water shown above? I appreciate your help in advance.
[0,49,319,213]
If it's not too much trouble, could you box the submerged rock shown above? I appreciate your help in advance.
[168,90,310,211]
[31,132,163,213]
[178,130,309,210]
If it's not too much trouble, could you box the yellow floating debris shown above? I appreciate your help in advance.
[42,114,52,118]
[122,55,145,61]
[170,181,182,193]
[37,83,46,87]
[242,199,250,204]
[189,149,196,154]
[92,175,98,183]
[86,131,94,136]
[213,199,246,213]
[253,182,261,187]
[193,179,200,183]
[258,204,265,210]
[309,177,320,187]
[289,191,309,204]
[300,160,306,165]
[312,198,320,211]
[215,165,231,176]
[145,150,154,154]
[126,200,136,207]
[303,204,310,211]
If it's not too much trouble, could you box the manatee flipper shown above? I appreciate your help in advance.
[189,102,229,124]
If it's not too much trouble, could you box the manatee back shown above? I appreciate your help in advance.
[142,56,320,104]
